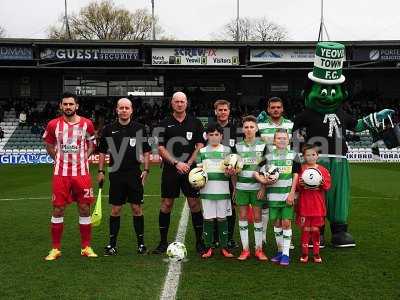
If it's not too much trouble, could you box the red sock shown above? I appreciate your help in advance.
[79,224,92,248]
[312,229,320,256]
[301,229,310,256]
[51,222,64,249]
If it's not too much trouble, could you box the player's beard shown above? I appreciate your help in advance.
[63,109,76,117]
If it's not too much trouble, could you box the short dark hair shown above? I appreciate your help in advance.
[206,123,223,135]
[61,92,78,104]
[301,143,319,155]
[214,99,231,109]
[267,97,283,108]
[242,115,257,124]
[274,128,289,137]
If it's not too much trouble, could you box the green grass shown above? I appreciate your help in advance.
[0,163,399,299]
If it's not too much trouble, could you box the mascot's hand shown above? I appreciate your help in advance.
[376,109,395,122]
[257,111,268,123]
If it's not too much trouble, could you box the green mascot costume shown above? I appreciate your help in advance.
[258,42,394,247]
[294,42,394,247]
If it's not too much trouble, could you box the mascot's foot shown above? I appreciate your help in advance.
[330,223,356,248]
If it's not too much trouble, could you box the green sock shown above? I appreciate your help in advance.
[203,220,214,247]
[218,219,229,248]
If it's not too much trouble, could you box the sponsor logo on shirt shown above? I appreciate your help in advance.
[61,143,79,153]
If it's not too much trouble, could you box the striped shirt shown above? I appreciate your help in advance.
[265,149,299,207]
[43,116,96,176]
[196,144,231,201]
[258,116,293,150]
[235,139,267,191]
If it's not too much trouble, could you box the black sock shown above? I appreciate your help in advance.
[133,215,144,245]
[109,216,120,247]
[191,211,204,243]
[159,211,171,244]
[227,207,236,241]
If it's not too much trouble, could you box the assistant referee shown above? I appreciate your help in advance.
[97,98,151,256]
[152,92,205,255]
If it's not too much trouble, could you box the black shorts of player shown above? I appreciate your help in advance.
[161,166,199,199]
[109,170,144,205]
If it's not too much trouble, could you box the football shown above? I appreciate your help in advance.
[166,242,187,262]
[260,164,280,183]
[301,167,323,187]
[188,167,208,189]
[222,153,244,173]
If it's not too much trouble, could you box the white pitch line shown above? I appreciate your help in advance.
[160,201,190,300]
[0,195,160,201]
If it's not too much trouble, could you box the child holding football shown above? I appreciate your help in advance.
[234,115,268,261]
[254,129,299,266]
[196,123,235,258]
[296,144,331,263]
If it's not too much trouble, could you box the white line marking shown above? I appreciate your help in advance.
[0,195,160,201]
[160,201,190,300]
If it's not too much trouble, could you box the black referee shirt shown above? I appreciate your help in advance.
[98,120,151,173]
[158,114,204,167]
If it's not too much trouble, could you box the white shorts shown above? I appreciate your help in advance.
[201,199,232,219]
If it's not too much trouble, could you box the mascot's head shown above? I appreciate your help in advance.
[303,42,348,114]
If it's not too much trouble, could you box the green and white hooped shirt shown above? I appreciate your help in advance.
[265,149,297,207]
[235,139,267,192]
[257,116,293,150]
[196,144,231,201]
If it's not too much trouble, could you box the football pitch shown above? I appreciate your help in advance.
[0,163,399,299]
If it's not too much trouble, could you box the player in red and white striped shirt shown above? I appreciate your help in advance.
[43,92,98,260]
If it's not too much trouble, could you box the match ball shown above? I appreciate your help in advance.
[301,168,323,188]
[260,164,280,183]
[166,242,187,262]
[188,167,208,189]
[222,154,244,173]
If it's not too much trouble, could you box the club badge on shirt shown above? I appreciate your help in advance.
[186,131,193,140]
[229,139,235,147]
[129,138,136,147]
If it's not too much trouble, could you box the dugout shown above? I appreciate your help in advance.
[0,39,400,114]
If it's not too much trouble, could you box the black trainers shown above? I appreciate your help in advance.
[104,245,118,256]
[137,244,148,254]
[196,241,206,255]
[227,239,239,250]
[152,242,168,254]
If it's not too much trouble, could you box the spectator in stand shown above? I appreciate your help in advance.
[19,110,27,127]
[0,126,4,141]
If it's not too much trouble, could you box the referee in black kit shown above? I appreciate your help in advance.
[152,91,205,255]
[97,98,151,256]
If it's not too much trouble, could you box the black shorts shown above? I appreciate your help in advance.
[161,166,199,199]
[109,171,144,206]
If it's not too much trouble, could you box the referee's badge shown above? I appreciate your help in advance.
[129,138,136,147]
[186,131,193,140]
[229,139,235,147]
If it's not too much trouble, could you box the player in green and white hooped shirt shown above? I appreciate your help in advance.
[234,116,268,261]
[257,97,294,246]
[197,123,235,259]
[254,129,299,266]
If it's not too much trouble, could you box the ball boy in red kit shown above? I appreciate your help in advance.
[296,144,331,263]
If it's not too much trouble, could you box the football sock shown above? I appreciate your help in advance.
[79,216,92,248]
[261,208,269,243]
[312,229,321,256]
[133,215,144,246]
[254,222,263,249]
[227,207,236,241]
[191,211,204,243]
[239,220,249,250]
[274,226,283,252]
[301,229,310,256]
[203,220,214,248]
[218,219,229,248]
[51,216,64,249]
[213,219,219,242]
[282,229,292,256]
[159,211,171,244]
[109,216,120,247]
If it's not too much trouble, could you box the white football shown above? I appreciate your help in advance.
[188,167,208,189]
[301,168,322,187]
[166,242,187,262]
[222,154,244,173]
[260,164,280,183]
